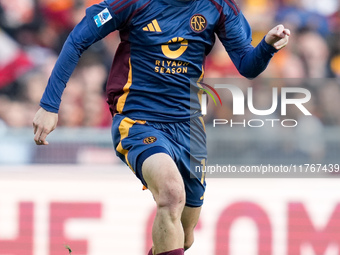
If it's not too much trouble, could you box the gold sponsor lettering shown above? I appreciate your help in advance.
[154,59,189,74]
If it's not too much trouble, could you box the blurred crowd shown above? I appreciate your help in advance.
[0,0,340,128]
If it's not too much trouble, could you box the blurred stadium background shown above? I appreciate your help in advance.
[1,0,340,254]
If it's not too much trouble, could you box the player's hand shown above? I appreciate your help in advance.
[265,24,290,50]
[33,107,58,145]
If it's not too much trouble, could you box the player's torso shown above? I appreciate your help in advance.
[109,0,221,121]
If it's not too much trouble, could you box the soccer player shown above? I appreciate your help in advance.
[33,0,290,254]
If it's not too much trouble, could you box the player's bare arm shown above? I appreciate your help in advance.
[265,24,291,50]
[33,107,58,145]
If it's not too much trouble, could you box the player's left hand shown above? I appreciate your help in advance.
[265,24,290,50]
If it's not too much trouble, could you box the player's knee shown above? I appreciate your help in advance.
[157,182,185,208]
[156,181,185,218]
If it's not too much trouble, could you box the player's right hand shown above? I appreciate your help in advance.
[33,107,58,145]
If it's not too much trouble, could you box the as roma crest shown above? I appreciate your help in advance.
[190,14,207,33]
[143,136,157,144]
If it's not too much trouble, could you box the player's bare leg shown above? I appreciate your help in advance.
[142,153,185,254]
[181,206,201,250]
[148,206,202,254]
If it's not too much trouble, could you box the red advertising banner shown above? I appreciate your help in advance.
[0,165,339,255]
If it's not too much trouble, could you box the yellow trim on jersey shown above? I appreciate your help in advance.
[116,117,146,172]
[197,66,205,110]
[200,159,206,184]
[117,58,132,113]
[200,192,205,200]
[199,116,206,132]
[116,117,135,171]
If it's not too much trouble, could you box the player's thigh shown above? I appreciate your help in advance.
[142,153,185,205]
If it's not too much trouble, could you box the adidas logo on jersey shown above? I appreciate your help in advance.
[143,19,162,32]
